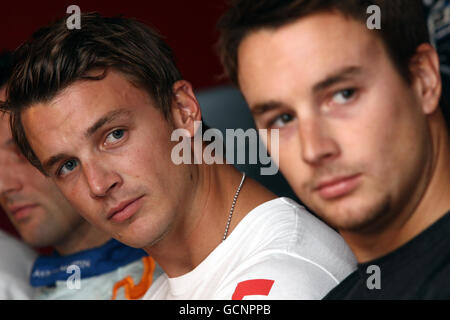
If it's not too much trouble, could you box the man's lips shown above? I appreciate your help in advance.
[314,174,362,200]
[8,204,39,221]
[107,195,145,223]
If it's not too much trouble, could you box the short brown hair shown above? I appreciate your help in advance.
[3,13,182,175]
[217,0,429,86]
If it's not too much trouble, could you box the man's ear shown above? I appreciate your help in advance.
[409,43,442,115]
[170,80,202,137]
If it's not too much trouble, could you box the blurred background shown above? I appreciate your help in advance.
[0,0,298,241]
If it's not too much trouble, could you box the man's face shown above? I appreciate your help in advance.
[237,13,432,231]
[0,89,84,247]
[21,71,191,248]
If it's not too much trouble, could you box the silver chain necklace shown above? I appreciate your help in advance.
[223,172,246,241]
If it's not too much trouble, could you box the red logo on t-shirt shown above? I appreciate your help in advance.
[231,279,275,300]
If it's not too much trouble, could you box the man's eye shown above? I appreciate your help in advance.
[105,129,125,145]
[58,159,78,177]
[331,89,356,105]
[271,113,294,128]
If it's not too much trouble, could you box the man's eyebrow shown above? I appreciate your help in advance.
[250,101,288,116]
[85,109,132,139]
[312,66,363,94]
[250,67,363,116]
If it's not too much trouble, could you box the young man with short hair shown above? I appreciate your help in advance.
[217,0,450,298]
[2,13,355,299]
[0,52,158,300]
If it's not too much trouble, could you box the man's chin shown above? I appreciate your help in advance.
[317,198,391,234]
[21,234,55,249]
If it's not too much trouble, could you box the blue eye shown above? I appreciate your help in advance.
[332,89,356,105]
[271,113,294,128]
[105,129,125,145]
[58,159,78,177]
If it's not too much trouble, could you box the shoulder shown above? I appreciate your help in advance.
[0,230,36,261]
[322,270,361,300]
[236,197,324,248]
[0,231,36,299]
[0,230,36,281]
[241,197,352,251]
[235,198,357,281]
[142,273,169,300]
[0,272,35,299]
[217,198,357,299]
[418,256,450,299]
[216,251,348,300]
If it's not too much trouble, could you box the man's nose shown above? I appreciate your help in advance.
[83,160,122,198]
[298,118,340,166]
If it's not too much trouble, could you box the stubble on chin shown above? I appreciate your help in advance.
[318,193,392,234]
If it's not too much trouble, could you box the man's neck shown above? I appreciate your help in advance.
[341,113,450,263]
[145,164,276,277]
[54,222,111,256]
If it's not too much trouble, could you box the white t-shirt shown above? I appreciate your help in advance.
[0,230,37,299]
[143,197,356,300]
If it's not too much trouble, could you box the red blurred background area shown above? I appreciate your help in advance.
[0,0,229,249]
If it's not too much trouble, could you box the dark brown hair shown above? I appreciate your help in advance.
[217,0,429,86]
[3,13,182,175]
